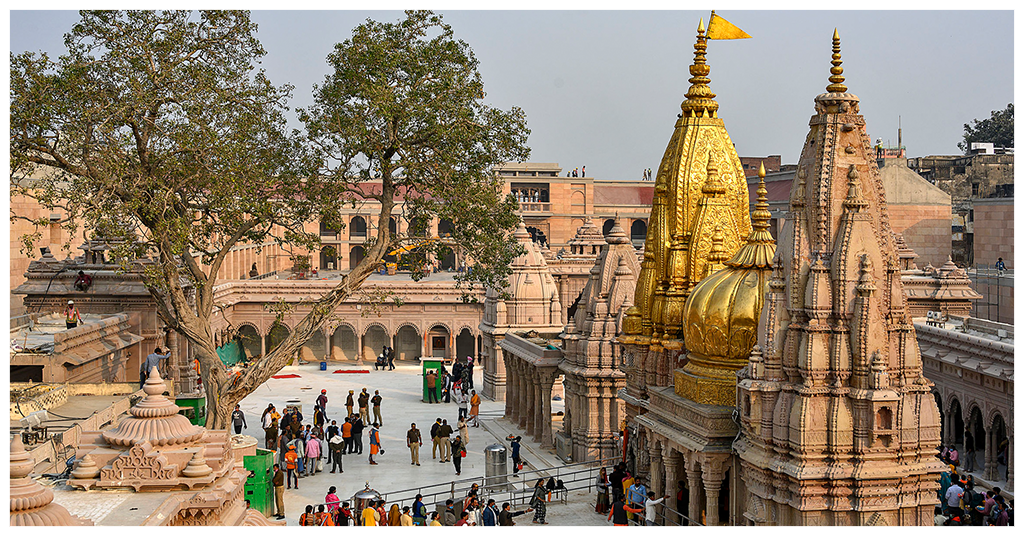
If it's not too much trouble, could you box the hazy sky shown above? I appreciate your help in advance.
[9,9,1015,180]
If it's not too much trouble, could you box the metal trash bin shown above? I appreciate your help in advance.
[320,361,328,371]
[484,443,509,491]
[352,481,382,525]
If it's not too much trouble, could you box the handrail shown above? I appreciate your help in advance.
[307,457,619,516]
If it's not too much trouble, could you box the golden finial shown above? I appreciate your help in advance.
[827,28,847,93]
[681,17,719,117]
[751,163,771,229]
[702,157,726,196]
[705,225,728,276]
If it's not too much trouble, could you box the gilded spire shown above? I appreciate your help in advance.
[681,18,719,117]
[726,162,776,268]
[702,157,726,196]
[705,225,728,277]
[827,28,847,93]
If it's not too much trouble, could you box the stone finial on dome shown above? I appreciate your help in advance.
[70,454,100,479]
[826,28,847,93]
[101,367,206,447]
[513,221,532,242]
[182,448,214,478]
[10,434,90,526]
[605,218,630,245]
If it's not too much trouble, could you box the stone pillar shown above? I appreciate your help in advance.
[985,426,997,480]
[518,361,529,429]
[650,440,664,496]
[686,470,702,525]
[504,354,515,419]
[704,480,722,526]
[165,330,181,390]
[529,369,541,440]
[539,371,554,449]
[1007,433,1014,491]
[663,450,681,525]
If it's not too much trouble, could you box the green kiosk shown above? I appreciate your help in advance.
[420,357,446,403]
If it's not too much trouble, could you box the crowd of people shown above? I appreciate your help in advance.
[239,356,491,522]
[937,450,1013,526]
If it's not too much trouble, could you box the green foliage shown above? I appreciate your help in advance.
[300,10,530,294]
[959,103,1013,152]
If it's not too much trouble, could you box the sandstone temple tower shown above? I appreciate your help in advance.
[734,31,944,525]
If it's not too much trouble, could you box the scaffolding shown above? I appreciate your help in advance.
[968,264,1013,324]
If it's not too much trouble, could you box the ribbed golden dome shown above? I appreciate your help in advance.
[676,164,776,406]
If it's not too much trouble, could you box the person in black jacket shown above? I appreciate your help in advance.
[351,416,365,454]
[608,496,643,526]
[497,502,532,526]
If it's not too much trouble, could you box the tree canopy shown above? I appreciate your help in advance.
[958,103,1013,152]
[10,9,529,428]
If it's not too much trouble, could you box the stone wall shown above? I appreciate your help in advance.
[972,198,1014,267]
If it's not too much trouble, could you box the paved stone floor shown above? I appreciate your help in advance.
[236,361,609,526]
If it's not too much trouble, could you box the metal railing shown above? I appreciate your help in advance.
[307,456,619,515]
[377,456,619,508]
[625,503,703,527]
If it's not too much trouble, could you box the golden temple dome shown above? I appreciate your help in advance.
[676,164,776,406]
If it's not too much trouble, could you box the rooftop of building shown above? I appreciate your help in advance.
[10,313,113,354]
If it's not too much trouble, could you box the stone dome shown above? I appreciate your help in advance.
[101,367,206,447]
[10,434,90,526]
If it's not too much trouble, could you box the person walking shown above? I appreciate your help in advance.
[428,512,442,526]
[272,464,285,520]
[329,432,344,473]
[498,502,532,526]
[387,503,401,526]
[530,479,548,524]
[469,390,481,427]
[352,415,365,454]
[316,389,328,419]
[407,423,422,466]
[442,500,457,526]
[511,436,523,474]
[643,491,670,526]
[945,478,964,517]
[451,435,466,476]
[458,416,469,446]
[342,417,354,454]
[361,502,379,526]
[430,418,442,460]
[326,420,339,464]
[481,498,500,526]
[231,404,247,435]
[369,423,382,465]
[358,388,370,422]
[412,494,428,526]
[596,467,611,514]
[284,445,299,489]
[371,390,383,427]
[262,404,280,450]
[315,504,334,526]
[335,502,353,527]
[400,506,414,526]
[64,300,82,329]
[304,430,321,475]
[437,419,453,462]
[387,346,396,371]
[426,371,439,403]
[298,505,317,526]
[455,389,469,421]
[608,496,643,526]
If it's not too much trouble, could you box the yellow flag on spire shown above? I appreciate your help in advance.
[706,11,751,40]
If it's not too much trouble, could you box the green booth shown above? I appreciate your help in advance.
[420,357,446,403]
[174,395,207,427]
[243,448,275,517]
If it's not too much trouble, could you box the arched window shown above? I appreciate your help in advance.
[350,215,367,238]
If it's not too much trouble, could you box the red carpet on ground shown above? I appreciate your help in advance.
[333,369,370,374]
[270,374,301,379]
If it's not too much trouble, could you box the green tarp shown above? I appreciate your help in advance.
[216,340,245,366]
